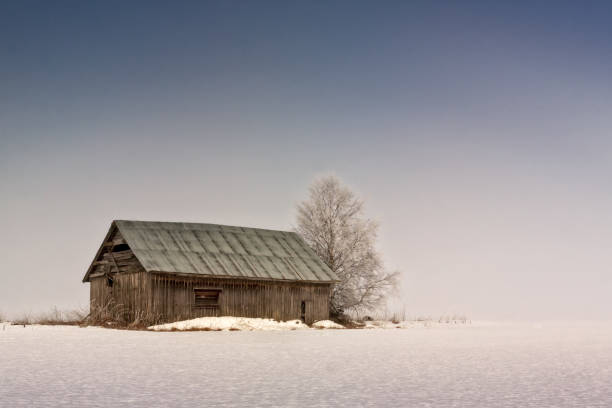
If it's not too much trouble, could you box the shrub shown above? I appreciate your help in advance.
[12,313,33,326]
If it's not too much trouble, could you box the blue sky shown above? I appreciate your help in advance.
[1,1,612,319]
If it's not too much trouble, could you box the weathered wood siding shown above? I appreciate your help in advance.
[149,274,331,324]
[90,276,111,311]
[90,271,151,321]
[91,272,331,324]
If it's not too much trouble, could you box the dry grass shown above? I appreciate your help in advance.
[12,313,34,326]
[437,315,469,324]
[86,299,166,329]
[5,301,470,331]
[10,307,87,326]
[36,306,88,326]
[342,320,366,329]
[349,306,470,326]
[6,300,164,329]
[163,327,223,332]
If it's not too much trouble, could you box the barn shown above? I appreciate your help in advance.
[82,220,338,324]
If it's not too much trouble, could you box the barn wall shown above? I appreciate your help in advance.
[90,272,332,324]
[149,274,331,324]
[90,276,111,312]
[90,272,151,322]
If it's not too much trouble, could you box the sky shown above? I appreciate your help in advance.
[1,1,612,320]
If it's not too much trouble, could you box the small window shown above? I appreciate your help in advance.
[106,275,114,288]
[194,288,221,309]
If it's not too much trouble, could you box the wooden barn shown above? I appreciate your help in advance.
[82,220,338,324]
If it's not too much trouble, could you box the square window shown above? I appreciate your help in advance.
[193,288,221,309]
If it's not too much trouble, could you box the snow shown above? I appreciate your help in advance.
[148,316,348,331]
[147,316,468,332]
[312,319,345,329]
[148,316,309,331]
[1,322,612,407]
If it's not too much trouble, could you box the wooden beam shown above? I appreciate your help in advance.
[109,252,121,273]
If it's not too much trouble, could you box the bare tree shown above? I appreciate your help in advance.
[296,176,399,316]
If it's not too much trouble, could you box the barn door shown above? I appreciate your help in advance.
[300,301,306,323]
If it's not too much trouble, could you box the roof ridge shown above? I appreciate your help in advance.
[114,219,295,234]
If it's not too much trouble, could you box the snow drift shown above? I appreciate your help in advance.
[148,316,311,331]
[147,316,475,331]
[311,320,345,329]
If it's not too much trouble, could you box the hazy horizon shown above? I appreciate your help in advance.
[2,1,612,320]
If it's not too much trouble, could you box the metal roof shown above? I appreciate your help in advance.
[84,220,338,283]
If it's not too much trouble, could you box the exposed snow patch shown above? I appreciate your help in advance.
[312,320,345,329]
[149,317,473,331]
[148,316,309,331]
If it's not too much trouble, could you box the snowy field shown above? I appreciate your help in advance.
[1,322,611,407]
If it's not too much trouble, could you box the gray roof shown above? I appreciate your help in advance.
[84,220,338,283]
